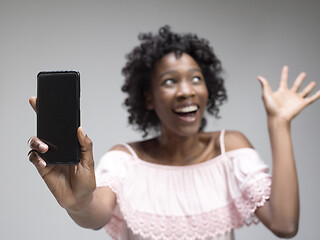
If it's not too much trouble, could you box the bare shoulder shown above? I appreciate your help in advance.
[108,140,150,157]
[224,130,254,152]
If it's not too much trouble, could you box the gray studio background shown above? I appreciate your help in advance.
[1,0,319,239]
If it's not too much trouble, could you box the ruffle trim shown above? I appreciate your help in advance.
[105,214,123,240]
[103,177,271,240]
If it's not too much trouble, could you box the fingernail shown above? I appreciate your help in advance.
[38,159,46,168]
[79,126,87,138]
[39,143,47,152]
[27,137,32,147]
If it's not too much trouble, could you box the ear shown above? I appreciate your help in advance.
[144,91,153,110]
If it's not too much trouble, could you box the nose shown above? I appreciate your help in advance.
[176,80,195,99]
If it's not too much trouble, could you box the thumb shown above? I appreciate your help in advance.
[29,96,37,113]
[257,75,272,96]
[77,126,94,168]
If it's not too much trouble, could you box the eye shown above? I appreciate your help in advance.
[191,76,202,83]
[162,79,175,86]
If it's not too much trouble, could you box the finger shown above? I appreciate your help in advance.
[279,65,289,90]
[28,150,55,178]
[257,75,273,95]
[28,136,48,153]
[29,97,37,113]
[291,72,306,92]
[28,149,47,169]
[77,127,94,169]
[305,90,320,105]
[298,81,316,98]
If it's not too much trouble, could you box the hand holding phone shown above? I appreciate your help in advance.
[28,124,96,211]
[28,71,96,211]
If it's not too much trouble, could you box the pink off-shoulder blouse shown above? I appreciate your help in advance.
[95,130,271,240]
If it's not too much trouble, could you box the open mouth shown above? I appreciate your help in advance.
[172,104,199,122]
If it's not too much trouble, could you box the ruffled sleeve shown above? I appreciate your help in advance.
[95,150,131,192]
[227,148,271,224]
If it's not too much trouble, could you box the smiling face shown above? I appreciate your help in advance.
[146,52,209,137]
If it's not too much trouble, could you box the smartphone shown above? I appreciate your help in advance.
[37,71,80,165]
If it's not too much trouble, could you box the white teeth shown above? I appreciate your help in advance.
[175,105,198,113]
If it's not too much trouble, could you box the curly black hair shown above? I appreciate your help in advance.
[121,25,227,137]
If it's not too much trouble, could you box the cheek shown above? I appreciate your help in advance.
[198,85,209,104]
[151,90,176,118]
[153,89,175,104]
[204,87,209,100]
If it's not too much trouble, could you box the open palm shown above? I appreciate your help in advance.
[258,66,320,122]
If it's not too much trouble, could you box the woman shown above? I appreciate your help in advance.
[28,26,320,239]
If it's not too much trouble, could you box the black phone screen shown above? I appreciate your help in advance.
[37,71,80,165]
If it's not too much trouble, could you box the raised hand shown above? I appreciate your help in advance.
[257,66,320,123]
[28,97,96,212]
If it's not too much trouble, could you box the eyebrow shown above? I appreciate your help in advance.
[159,68,202,79]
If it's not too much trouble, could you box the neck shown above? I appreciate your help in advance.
[155,129,204,166]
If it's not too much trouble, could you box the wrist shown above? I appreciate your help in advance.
[267,116,291,130]
[267,116,292,137]
[66,193,94,214]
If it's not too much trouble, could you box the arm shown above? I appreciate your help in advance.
[66,186,116,229]
[254,66,320,238]
[255,118,299,238]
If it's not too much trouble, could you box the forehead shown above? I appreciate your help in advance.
[152,52,201,76]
